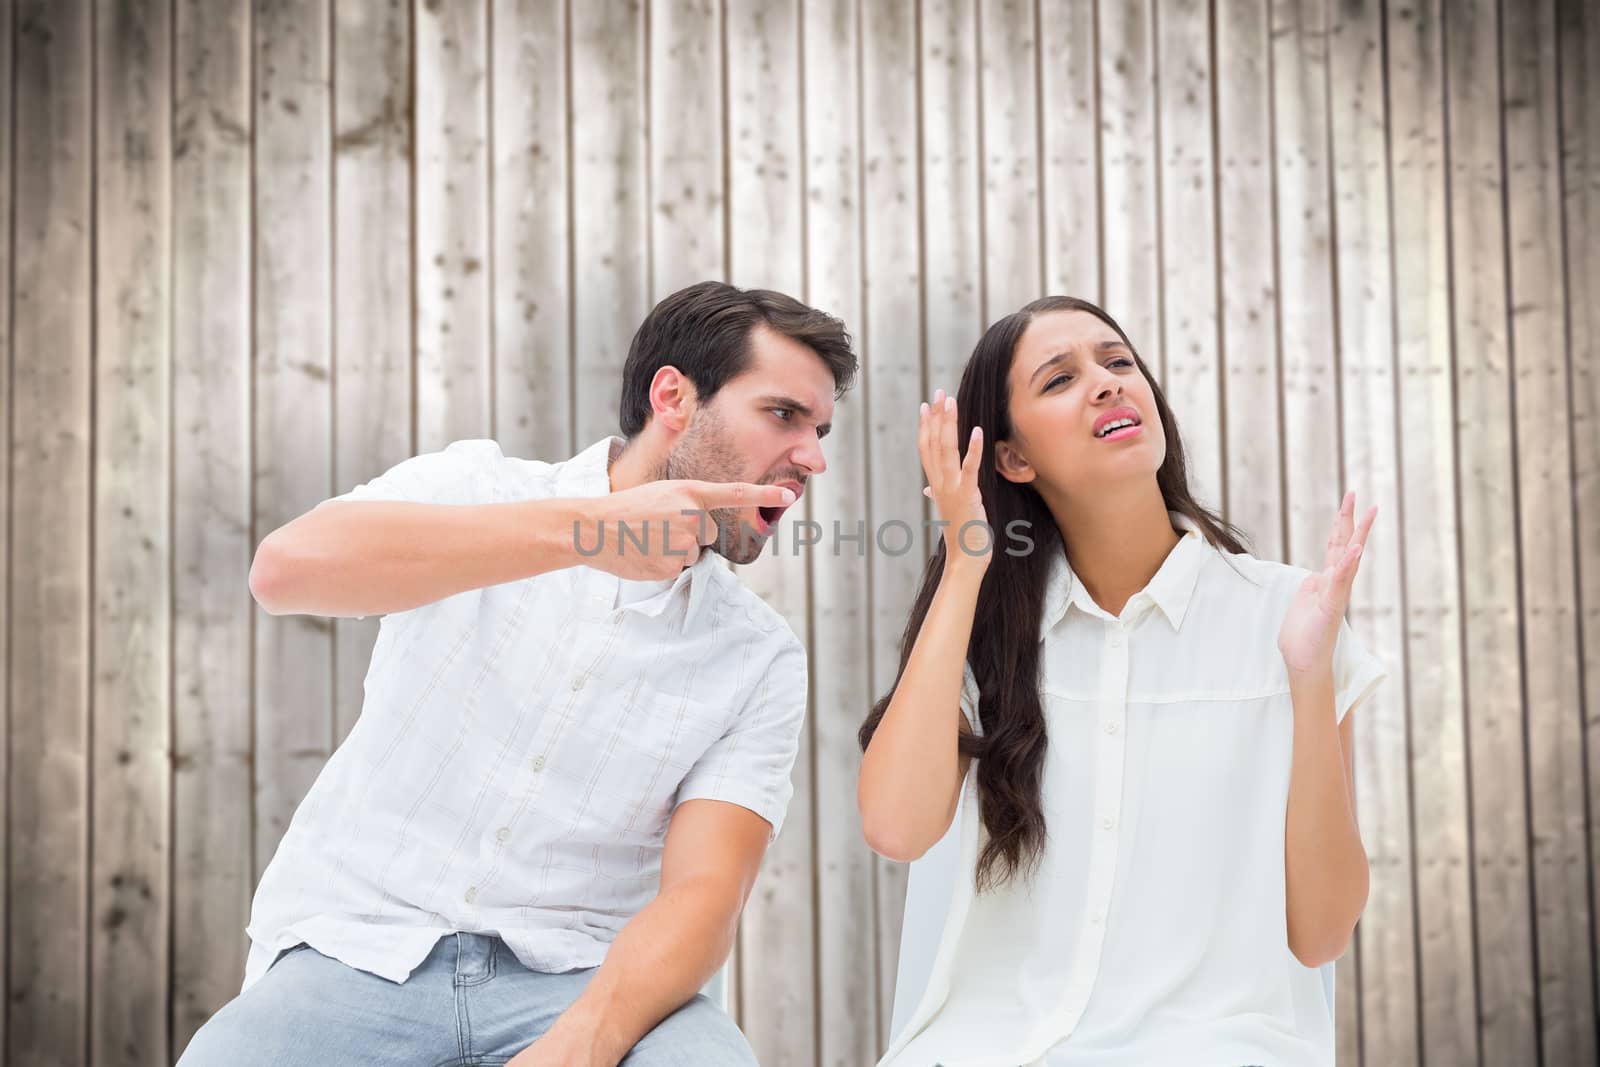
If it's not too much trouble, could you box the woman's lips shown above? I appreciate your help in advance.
[1098,424,1143,442]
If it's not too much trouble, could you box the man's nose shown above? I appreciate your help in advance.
[794,436,827,476]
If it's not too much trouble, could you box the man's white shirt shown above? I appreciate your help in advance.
[241,437,807,990]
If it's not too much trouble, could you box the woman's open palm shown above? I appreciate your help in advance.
[1278,491,1377,678]
[919,391,990,569]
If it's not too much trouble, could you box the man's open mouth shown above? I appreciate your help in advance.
[756,481,805,531]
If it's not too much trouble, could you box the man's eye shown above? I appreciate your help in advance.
[772,408,793,421]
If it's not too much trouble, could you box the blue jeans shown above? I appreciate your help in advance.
[177,933,757,1066]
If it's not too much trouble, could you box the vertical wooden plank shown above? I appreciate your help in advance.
[803,0,874,1060]
[253,0,334,877]
[1444,0,1538,1060]
[1503,0,1596,1060]
[1038,0,1099,300]
[722,1,820,1060]
[1155,0,1223,510]
[92,1,172,1063]
[572,0,648,443]
[650,0,722,296]
[9,1,92,1063]
[333,0,413,744]
[1386,1,1477,1059]
[493,0,572,460]
[1328,1,1420,1062]
[1271,0,1341,568]
[1216,0,1284,557]
[1268,0,1356,1054]
[415,0,491,449]
[921,0,981,414]
[0,0,13,1046]
[1560,0,1600,1041]
[861,0,922,1036]
[171,0,254,1051]
[1097,0,1159,366]
[978,0,1040,318]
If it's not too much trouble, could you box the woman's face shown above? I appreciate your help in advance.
[998,309,1167,498]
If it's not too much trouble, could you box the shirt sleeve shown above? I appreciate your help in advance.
[334,439,539,507]
[1333,617,1387,725]
[674,639,808,840]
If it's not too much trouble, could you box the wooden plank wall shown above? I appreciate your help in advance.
[3,2,1597,1065]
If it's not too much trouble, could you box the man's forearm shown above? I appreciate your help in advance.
[249,497,592,617]
[1284,673,1369,967]
[542,874,740,1066]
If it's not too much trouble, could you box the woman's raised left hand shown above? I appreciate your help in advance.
[1277,492,1377,680]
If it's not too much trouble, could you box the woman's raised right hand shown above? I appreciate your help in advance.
[919,390,991,572]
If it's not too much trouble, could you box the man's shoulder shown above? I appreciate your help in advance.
[700,565,805,651]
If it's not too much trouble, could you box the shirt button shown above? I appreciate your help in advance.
[1108,632,1124,648]
[463,886,477,903]
[571,675,587,691]
[1100,816,1116,831]
[496,827,511,842]
[530,755,546,772]
[1103,721,1119,735]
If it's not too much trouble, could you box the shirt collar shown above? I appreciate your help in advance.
[1039,512,1210,637]
[556,436,719,631]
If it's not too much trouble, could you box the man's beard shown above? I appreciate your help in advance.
[663,407,786,566]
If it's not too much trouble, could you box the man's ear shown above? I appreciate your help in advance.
[649,366,698,434]
[994,439,1035,485]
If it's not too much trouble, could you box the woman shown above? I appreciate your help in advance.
[858,297,1384,1067]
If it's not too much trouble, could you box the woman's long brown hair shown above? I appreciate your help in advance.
[858,297,1247,892]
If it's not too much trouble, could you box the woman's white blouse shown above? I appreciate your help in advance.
[881,518,1387,1067]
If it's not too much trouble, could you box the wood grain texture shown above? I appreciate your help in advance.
[722,1,820,1060]
[979,0,1041,317]
[802,0,876,1059]
[493,0,573,460]
[1216,0,1284,557]
[1328,1,1419,1062]
[1039,0,1099,301]
[922,0,983,394]
[650,0,723,297]
[334,0,413,744]
[1502,0,1596,1060]
[171,0,255,1051]
[0,0,14,1046]
[1559,0,1600,1043]
[91,1,173,1062]
[1097,0,1160,367]
[1155,0,1223,510]
[571,0,648,443]
[10,1,93,1062]
[1386,1,1477,1060]
[416,0,491,449]
[252,0,334,879]
[861,0,923,1036]
[1267,1,1355,1054]
[1445,0,1538,1061]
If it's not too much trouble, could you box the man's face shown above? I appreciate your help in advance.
[665,326,836,564]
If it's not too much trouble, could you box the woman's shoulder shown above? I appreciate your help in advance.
[1197,543,1312,607]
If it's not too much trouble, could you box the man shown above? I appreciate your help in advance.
[179,281,856,1066]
